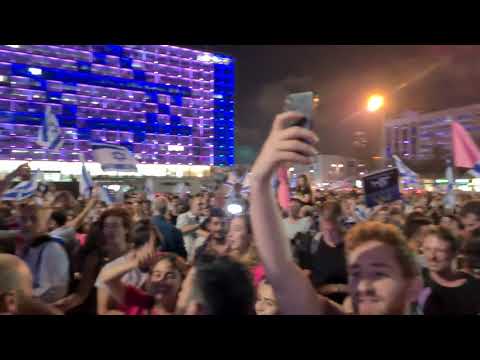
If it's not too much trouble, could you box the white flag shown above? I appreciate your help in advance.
[37,106,63,150]
[92,143,137,172]
[99,186,113,205]
[2,171,41,201]
[393,155,418,185]
[145,178,155,201]
[79,163,94,198]
[444,164,456,210]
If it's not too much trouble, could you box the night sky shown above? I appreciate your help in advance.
[192,45,480,162]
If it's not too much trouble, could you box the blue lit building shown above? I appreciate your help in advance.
[0,45,235,175]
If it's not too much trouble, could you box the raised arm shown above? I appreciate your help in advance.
[97,255,138,306]
[98,233,156,306]
[0,163,30,196]
[66,188,99,230]
[249,112,343,315]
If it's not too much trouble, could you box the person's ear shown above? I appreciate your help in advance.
[0,291,18,314]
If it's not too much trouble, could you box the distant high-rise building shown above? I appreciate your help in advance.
[385,104,480,161]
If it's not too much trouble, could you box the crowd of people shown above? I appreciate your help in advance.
[1,111,480,315]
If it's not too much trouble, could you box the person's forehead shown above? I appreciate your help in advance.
[347,241,399,267]
[153,259,175,272]
[423,235,450,248]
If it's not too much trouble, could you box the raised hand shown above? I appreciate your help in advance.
[250,112,318,184]
[12,163,31,181]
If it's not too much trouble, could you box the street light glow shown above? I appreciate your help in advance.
[367,94,384,112]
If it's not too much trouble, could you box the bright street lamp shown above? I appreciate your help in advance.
[366,94,385,113]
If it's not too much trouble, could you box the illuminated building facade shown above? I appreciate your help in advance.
[0,45,234,177]
[385,104,480,161]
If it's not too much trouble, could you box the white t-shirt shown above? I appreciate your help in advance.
[23,241,70,303]
[282,217,312,241]
[95,254,148,290]
[176,211,206,262]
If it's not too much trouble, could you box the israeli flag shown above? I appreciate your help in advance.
[92,143,137,172]
[393,155,418,184]
[444,162,456,210]
[79,163,94,198]
[224,171,250,197]
[145,178,156,201]
[99,186,113,205]
[2,171,41,201]
[37,106,63,150]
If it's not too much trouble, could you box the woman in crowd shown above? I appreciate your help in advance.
[93,208,148,315]
[226,215,259,269]
[294,174,313,205]
[99,235,188,315]
[255,278,280,315]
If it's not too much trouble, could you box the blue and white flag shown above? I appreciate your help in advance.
[224,171,250,197]
[2,171,41,201]
[444,162,456,210]
[79,163,94,198]
[37,106,63,150]
[145,178,155,201]
[92,143,137,172]
[393,155,418,184]
[99,186,113,205]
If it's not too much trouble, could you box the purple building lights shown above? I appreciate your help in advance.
[0,45,235,167]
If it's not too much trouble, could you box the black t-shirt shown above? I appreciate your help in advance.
[422,268,480,315]
[296,234,348,304]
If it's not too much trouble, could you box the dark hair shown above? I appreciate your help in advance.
[461,237,480,258]
[77,221,104,261]
[461,200,480,219]
[295,174,313,197]
[201,209,225,230]
[50,210,67,227]
[404,213,432,239]
[194,255,255,315]
[443,214,464,230]
[98,208,132,231]
[320,200,342,222]
[131,219,164,249]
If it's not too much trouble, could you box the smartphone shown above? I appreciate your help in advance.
[284,92,316,130]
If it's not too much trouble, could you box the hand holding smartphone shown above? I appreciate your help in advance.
[284,91,317,130]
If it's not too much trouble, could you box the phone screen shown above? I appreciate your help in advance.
[284,92,315,130]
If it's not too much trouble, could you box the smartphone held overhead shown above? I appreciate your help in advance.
[284,91,319,130]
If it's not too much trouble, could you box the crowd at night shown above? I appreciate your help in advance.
[1,45,480,315]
